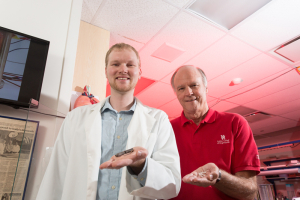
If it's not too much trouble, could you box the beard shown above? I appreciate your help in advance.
[109,79,137,93]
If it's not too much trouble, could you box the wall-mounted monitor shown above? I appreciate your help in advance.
[0,26,49,108]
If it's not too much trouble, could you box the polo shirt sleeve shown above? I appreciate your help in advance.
[232,114,260,175]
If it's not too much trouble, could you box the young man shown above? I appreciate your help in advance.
[170,65,260,200]
[37,43,181,200]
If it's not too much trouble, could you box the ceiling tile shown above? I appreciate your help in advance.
[221,67,300,105]
[84,0,104,16]
[164,0,192,8]
[224,105,256,116]
[93,0,179,43]
[140,11,226,80]
[207,53,290,98]
[206,95,217,103]
[230,0,300,51]
[186,35,261,81]
[159,98,182,118]
[151,43,186,62]
[109,32,145,51]
[207,98,219,107]
[134,77,156,95]
[161,35,261,84]
[264,98,300,116]
[282,109,300,122]
[209,100,239,113]
[81,1,94,23]
[136,81,176,108]
[160,70,175,84]
[244,83,300,111]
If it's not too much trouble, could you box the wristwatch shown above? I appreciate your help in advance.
[216,169,221,183]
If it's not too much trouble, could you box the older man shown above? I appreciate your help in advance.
[170,65,260,200]
[37,43,181,200]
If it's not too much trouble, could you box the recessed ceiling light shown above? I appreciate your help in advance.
[229,78,243,86]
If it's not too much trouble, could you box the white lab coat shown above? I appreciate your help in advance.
[36,98,181,200]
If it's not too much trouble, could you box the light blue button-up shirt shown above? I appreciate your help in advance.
[96,98,147,200]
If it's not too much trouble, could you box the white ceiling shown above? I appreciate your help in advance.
[81,0,300,144]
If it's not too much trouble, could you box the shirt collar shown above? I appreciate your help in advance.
[180,108,217,126]
[101,97,137,113]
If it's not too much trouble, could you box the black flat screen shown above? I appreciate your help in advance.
[0,26,49,108]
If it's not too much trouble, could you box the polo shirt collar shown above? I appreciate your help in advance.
[180,111,190,126]
[180,108,217,126]
[204,108,216,123]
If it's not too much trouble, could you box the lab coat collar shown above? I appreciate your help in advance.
[85,95,155,158]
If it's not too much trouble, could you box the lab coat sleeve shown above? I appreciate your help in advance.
[129,112,181,199]
[36,112,72,200]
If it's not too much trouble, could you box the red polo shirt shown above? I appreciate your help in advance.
[171,109,260,200]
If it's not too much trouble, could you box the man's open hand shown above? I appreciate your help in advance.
[99,147,148,173]
[182,163,219,187]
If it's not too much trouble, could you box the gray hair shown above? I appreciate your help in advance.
[170,65,207,89]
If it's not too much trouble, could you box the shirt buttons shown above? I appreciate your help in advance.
[189,121,192,124]
[111,185,115,190]
[117,135,120,139]
[140,178,144,181]
[119,117,122,120]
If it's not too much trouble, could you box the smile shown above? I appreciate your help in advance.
[185,99,196,102]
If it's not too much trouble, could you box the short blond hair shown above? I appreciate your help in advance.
[105,43,140,67]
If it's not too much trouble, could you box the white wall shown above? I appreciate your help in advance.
[0,0,83,199]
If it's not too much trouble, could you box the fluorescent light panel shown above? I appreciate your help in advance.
[187,0,272,30]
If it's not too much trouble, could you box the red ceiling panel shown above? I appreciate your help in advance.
[106,77,156,97]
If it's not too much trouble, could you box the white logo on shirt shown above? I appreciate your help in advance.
[217,135,230,144]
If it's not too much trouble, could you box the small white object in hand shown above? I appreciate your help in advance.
[198,171,206,178]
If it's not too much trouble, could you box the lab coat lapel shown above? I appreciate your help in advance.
[119,100,156,200]
[126,100,156,149]
[84,98,107,199]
